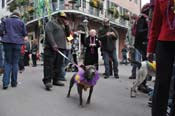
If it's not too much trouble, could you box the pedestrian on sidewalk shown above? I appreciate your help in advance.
[0,10,27,89]
[42,12,70,90]
[0,19,4,76]
[132,4,151,93]
[98,18,119,79]
[24,37,30,66]
[71,32,79,72]
[120,46,128,65]
[147,0,175,115]
[31,39,38,67]
[18,44,26,73]
[84,29,100,70]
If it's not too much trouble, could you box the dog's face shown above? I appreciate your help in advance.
[84,65,96,81]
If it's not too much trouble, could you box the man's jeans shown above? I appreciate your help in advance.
[3,43,21,87]
[131,49,142,77]
[0,43,4,68]
[102,49,119,76]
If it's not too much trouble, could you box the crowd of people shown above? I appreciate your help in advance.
[0,0,175,115]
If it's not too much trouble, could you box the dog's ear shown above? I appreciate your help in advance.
[79,64,86,71]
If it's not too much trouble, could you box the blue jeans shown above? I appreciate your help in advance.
[131,49,142,77]
[3,43,21,87]
[102,49,119,76]
[0,43,4,68]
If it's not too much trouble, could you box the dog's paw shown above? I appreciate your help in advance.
[130,89,136,98]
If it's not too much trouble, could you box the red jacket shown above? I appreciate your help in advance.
[147,0,175,53]
[21,45,26,55]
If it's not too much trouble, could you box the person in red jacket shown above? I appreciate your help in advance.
[147,0,175,116]
[19,44,26,73]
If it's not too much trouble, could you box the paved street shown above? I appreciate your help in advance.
[0,63,151,116]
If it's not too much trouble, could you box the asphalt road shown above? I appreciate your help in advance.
[0,64,151,116]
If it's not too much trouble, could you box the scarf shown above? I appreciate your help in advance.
[90,36,96,54]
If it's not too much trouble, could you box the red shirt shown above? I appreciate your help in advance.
[147,0,175,53]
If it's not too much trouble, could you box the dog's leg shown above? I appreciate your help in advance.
[131,67,148,97]
[130,67,143,97]
[77,85,83,106]
[67,76,75,97]
[86,86,93,104]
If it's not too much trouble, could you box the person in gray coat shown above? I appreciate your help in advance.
[42,12,70,90]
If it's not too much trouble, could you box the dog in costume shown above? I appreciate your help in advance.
[67,65,99,106]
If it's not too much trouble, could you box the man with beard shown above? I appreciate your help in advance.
[98,19,119,79]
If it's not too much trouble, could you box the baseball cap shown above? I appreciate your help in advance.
[58,12,67,18]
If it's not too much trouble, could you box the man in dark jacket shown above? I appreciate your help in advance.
[1,10,27,89]
[98,19,119,79]
[134,4,150,93]
[42,12,70,90]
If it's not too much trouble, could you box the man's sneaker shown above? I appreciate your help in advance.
[114,75,119,79]
[104,76,109,79]
[53,81,64,86]
[3,86,8,90]
[11,84,17,88]
[45,82,52,90]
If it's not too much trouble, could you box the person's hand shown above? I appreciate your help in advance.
[147,52,154,62]
[52,45,59,52]
[106,32,110,36]
[90,43,96,47]
[110,32,115,36]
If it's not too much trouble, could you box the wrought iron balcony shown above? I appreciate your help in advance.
[24,0,129,28]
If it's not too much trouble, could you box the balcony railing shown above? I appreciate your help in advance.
[24,0,129,28]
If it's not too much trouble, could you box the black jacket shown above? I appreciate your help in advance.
[98,26,118,52]
[134,15,148,52]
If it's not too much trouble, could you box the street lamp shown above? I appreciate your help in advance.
[82,17,88,37]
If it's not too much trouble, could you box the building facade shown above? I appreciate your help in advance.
[0,0,11,19]
[6,0,141,60]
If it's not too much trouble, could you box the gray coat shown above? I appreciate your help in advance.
[45,19,70,49]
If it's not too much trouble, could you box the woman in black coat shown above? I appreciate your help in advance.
[84,29,100,70]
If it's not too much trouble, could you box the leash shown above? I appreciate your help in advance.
[56,49,79,68]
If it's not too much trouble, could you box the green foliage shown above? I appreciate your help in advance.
[16,0,28,5]
[8,2,17,12]
[27,6,35,14]
[108,7,119,19]
[89,0,103,10]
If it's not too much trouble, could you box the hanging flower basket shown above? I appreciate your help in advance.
[89,0,103,10]
[108,7,119,19]
[120,13,130,20]
[27,6,35,14]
